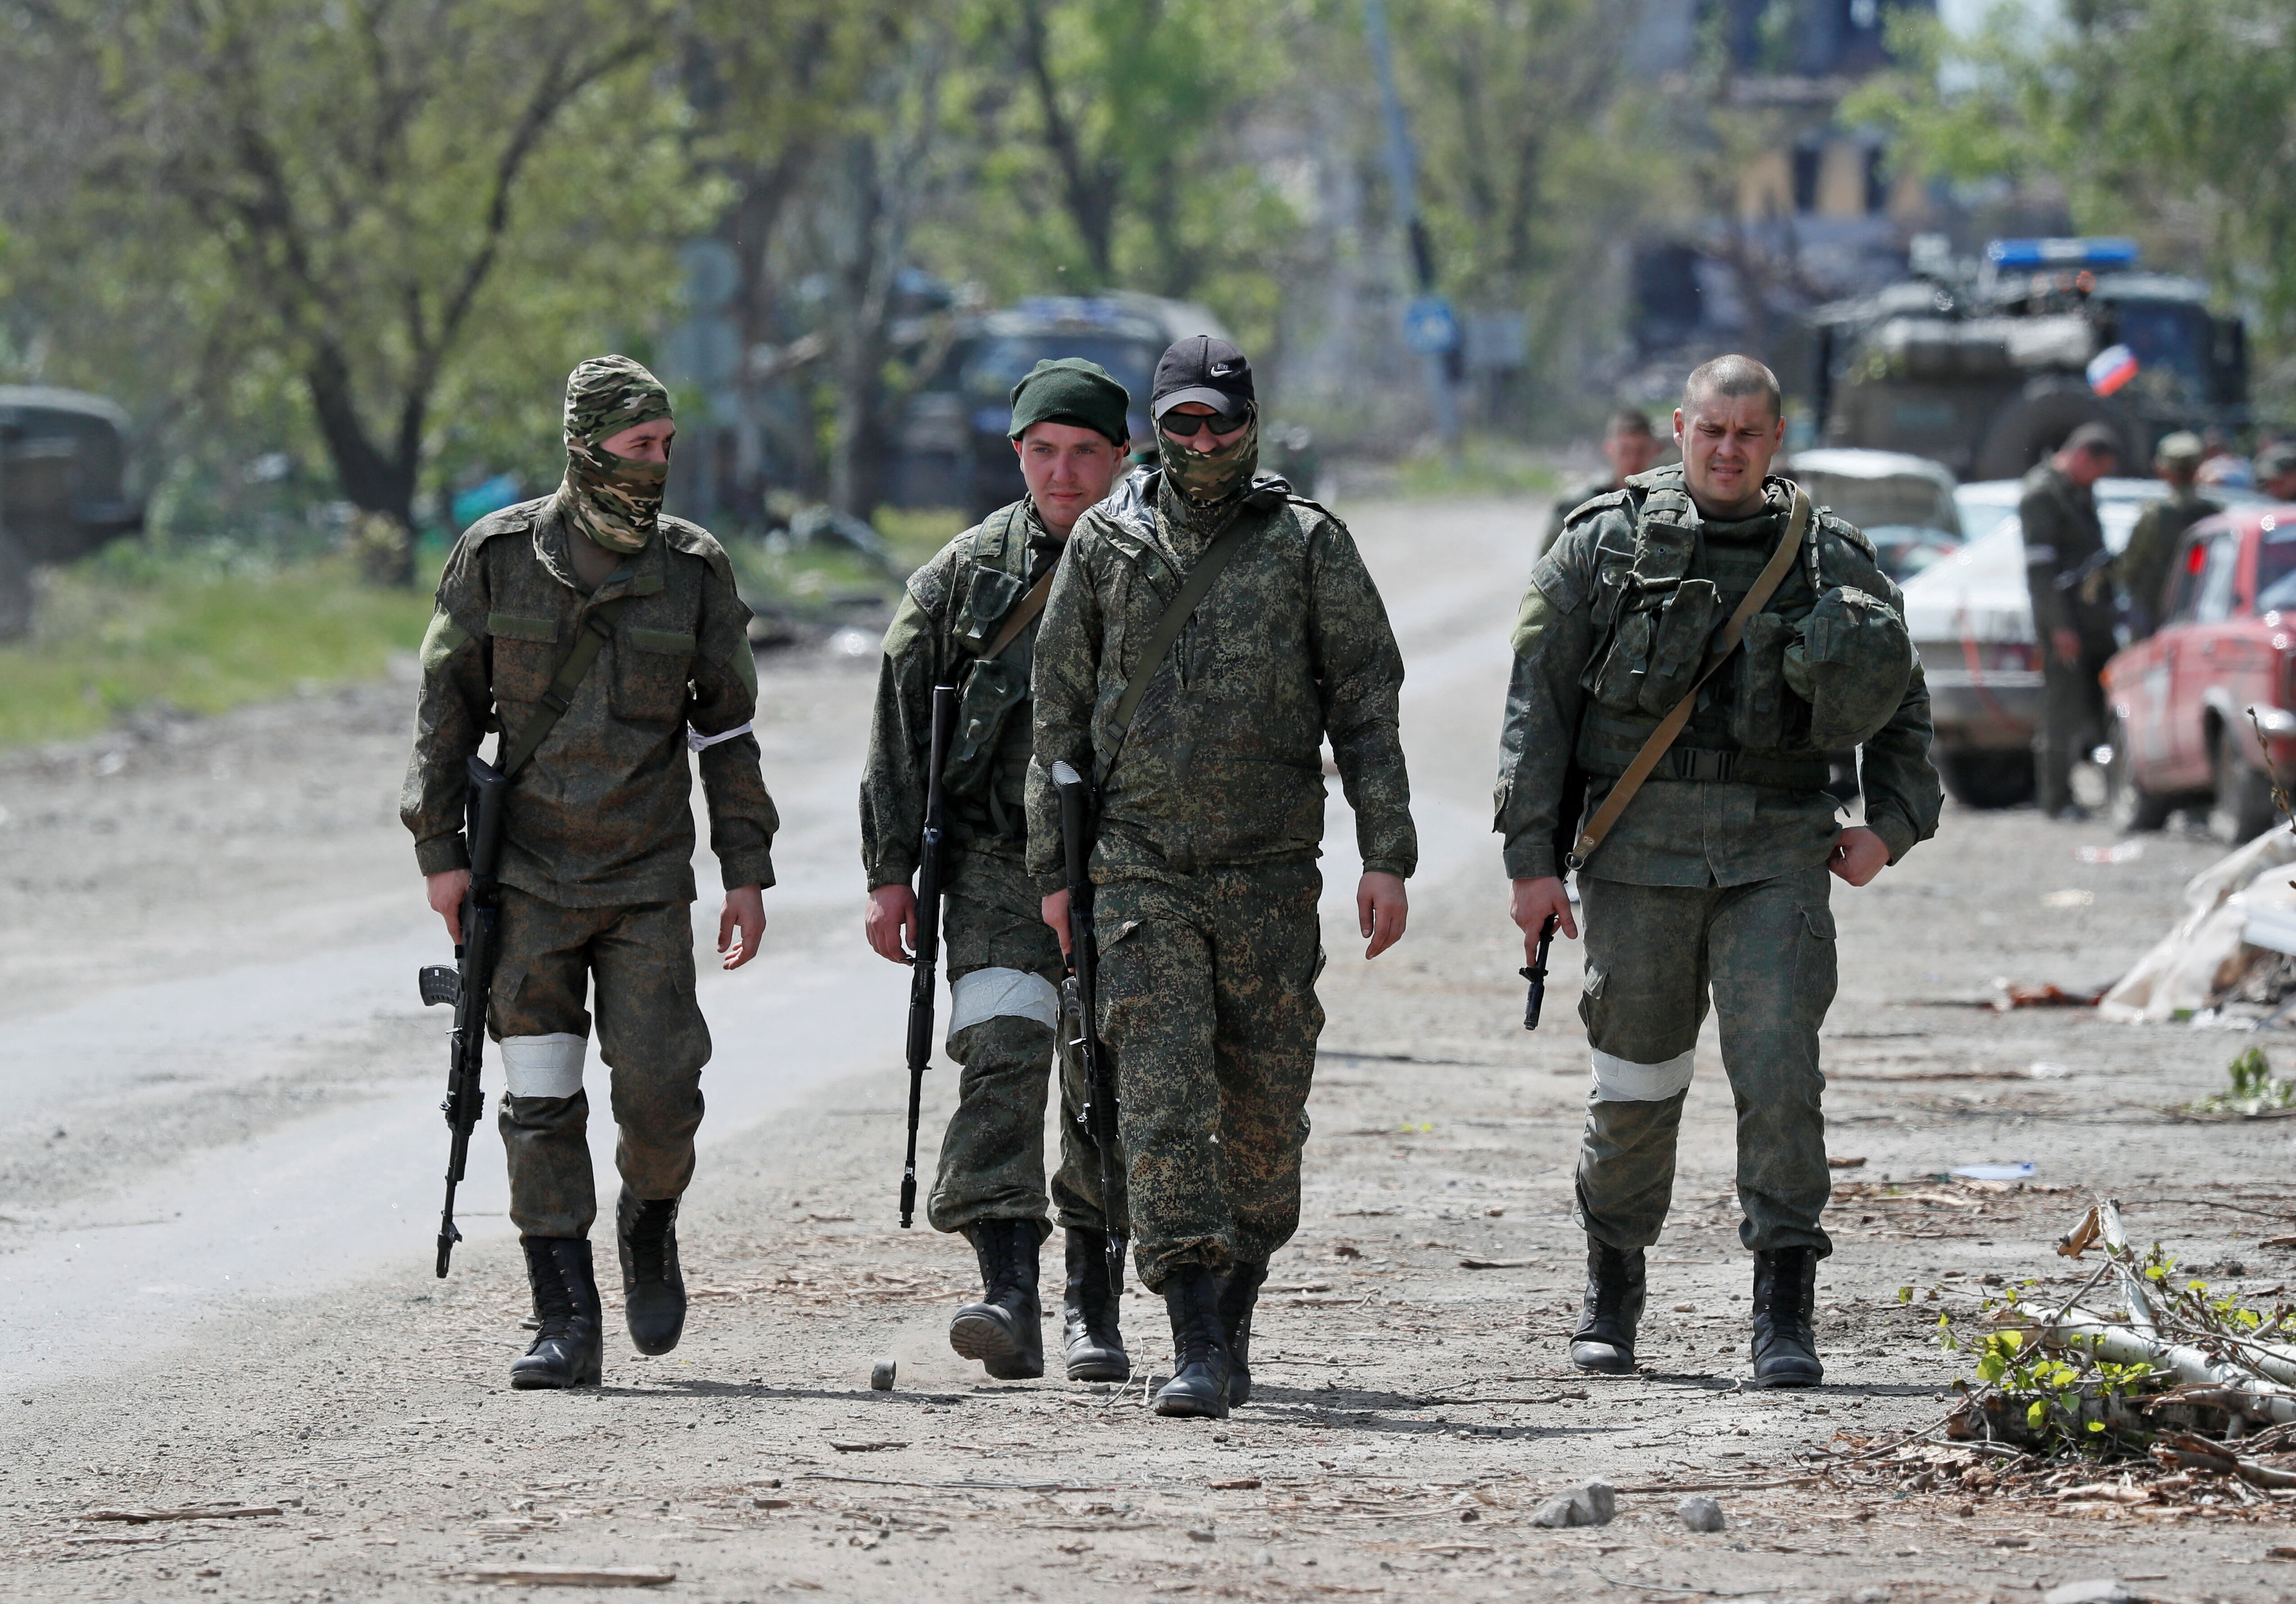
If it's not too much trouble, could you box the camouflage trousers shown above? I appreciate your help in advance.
[488,888,709,1240]
[1096,857,1325,1291]
[927,851,1123,1240]
[1574,865,1836,1257]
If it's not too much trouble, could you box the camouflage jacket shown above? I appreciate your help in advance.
[2117,486,2221,639]
[1026,470,1416,888]
[1543,476,1615,558]
[400,495,778,908]
[1495,466,1941,888]
[860,498,1064,887]
[2019,463,2116,643]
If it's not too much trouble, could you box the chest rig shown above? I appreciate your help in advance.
[941,503,1047,814]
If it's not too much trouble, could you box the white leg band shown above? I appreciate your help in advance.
[946,967,1060,1042]
[500,1033,588,1099]
[1591,1047,1697,1102]
[688,720,754,752]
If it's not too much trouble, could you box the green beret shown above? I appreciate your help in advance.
[1008,358,1131,447]
[564,354,671,447]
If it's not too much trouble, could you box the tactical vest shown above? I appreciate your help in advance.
[939,502,1045,814]
[1576,474,1912,790]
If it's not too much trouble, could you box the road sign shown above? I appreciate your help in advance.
[1404,296,1459,357]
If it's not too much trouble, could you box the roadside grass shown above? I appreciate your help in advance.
[726,506,968,628]
[0,546,435,747]
[1392,438,1559,500]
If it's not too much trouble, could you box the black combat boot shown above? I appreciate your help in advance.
[616,1187,687,1356]
[1062,1228,1130,1382]
[950,1219,1044,1380]
[510,1236,603,1390]
[1218,1260,1268,1406]
[1152,1264,1233,1419]
[1568,1240,1646,1374]
[1749,1247,1824,1388]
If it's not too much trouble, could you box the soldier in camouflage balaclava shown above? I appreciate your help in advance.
[1150,335,1259,513]
[556,355,674,555]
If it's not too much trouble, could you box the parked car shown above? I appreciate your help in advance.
[2101,503,2296,842]
[1782,447,1963,582]
[1897,476,2268,808]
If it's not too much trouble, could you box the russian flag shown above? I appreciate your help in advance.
[2087,343,2139,396]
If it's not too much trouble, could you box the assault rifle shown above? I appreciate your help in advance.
[417,754,510,1277]
[899,684,959,1228]
[1051,759,1124,1276]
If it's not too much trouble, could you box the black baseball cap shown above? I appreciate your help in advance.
[1151,335,1254,423]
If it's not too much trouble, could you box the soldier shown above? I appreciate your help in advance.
[1499,355,1940,1387]
[860,358,1135,1384]
[2117,432,2219,641]
[403,356,777,1390]
[2020,422,2122,820]
[1030,335,1415,1420]
[2256,441,2296,503]
[1544,411,1663,555]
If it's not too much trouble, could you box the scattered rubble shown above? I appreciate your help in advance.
[1676,1495,1725,1532]
[1529,1480,1615,1528]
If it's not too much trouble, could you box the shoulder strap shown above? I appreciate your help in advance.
[1095,511,1256,790]
[979,567,1056,660]
[497,595,636,778]
[1568,488,1811,869]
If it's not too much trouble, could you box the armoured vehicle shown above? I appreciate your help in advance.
[0,386,145,640]
[1805,237,2247,482]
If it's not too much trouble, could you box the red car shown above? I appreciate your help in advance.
[2103,504,2296,841]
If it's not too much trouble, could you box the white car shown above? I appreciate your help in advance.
[1901,477,2265,807]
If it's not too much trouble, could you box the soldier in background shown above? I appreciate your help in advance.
[860,359,1133,1384]
[2257,441,2296,504]
[1544,410,1663,554]
[404,356,777,1389]
[1030,336,1415,1419]
[1499,355,1940,1388]
[2020,422,2122,821]
[2117,432,2219,641]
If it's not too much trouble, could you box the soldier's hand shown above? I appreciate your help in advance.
[1042,889,1072,957]
[1358,871,1408,959]
[868,883,919,965]
[720,884,767,970]
[1511,876,1577,955]
[1828,826,1889,887]
[426,868,471,946]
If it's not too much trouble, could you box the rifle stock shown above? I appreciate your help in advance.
[1051,759,1124,1278]
[900,684,958,1228]
[421,752,508,1278]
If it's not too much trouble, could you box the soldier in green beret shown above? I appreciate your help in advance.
[860,358,1135,1382]
[403,355,779,1389]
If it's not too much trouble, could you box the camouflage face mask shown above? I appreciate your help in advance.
[1157,409,1259,507]
[554,355,672,555]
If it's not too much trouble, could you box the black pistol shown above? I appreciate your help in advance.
[1520,915,1558,1032]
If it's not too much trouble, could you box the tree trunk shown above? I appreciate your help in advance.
[304,342,420,585]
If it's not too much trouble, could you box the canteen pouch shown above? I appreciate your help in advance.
[1635,578,1720,716]
[1731,611,1807,751]
[940,653,1030,800]
[1788,585,1913,750]
[1585,600,1656,712]
[951,566,1023,655]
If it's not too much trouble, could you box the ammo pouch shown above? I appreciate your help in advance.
[941,653,1029,801]
[1732,611,1808,751]
[1586,579,1720,716]
[1785,585,1912,750]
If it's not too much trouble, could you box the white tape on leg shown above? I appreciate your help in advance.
[500,1033,587,1099]
[946,967,1060,1044]
[1591,1047,1696,1102]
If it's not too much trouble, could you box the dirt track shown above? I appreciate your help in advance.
[1,497,2292,1602]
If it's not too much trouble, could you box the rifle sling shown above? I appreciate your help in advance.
[497,595,636,779]
[1094,511,1255,791]
[1568,487,1811,869]
[980,568,1056,660]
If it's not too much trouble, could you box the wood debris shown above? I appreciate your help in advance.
[458,1565,676,1587]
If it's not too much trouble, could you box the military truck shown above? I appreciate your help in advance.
[1804,237,2247,481]
[0,386,145,640]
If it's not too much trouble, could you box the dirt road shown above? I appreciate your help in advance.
[1,498,2290,1602]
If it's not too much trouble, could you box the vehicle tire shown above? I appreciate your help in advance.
[1975,381,2137,482]
[2103,715,2172,832]
[2209,723,2279,844]
[1938,749,2036,809]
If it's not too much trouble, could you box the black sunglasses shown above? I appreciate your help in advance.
[1161,409,1250,442]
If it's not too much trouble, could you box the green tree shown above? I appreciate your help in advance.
[1,0,705,577]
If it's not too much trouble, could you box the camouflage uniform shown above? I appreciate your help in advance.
[2117,485,2221,641]
[1544,477,1616,558]
[1028,469,1415,1290]
[2020,462,2118,814]
[860,499,1122,1240]
[402,494,775,1239]
[1495,465,1940,1256]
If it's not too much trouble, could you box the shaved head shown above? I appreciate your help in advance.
[1683,355,1783,423]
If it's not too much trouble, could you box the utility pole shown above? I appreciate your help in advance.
[1361,0,1459,454]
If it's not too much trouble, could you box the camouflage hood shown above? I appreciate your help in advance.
[554,355,673,555]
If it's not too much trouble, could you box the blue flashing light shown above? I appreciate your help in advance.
[1985,237,2140,270]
